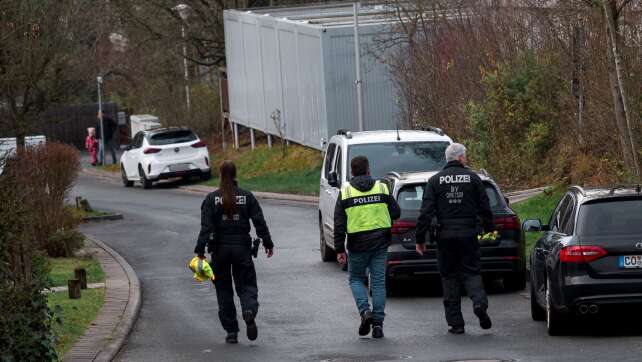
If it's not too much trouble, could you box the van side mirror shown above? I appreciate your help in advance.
[523,219,548,232]
[328,171,339,188]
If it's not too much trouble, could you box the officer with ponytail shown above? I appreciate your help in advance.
[194,160,274,344]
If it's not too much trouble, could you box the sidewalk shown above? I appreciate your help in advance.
[64,238,141,362]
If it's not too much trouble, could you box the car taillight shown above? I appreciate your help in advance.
[560,245,607,263]
[191,141,207,148]
[494,215,520,231]
[391,220,416,235]
[143,147,161,154]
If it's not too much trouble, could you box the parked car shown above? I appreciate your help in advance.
[120,127,211,189]
[318,128,452,264]
[380,171,525,293]
[525,185,642,335]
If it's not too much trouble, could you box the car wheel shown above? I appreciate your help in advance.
[530,278,546,321]
[121,166,133,188]
[546,277,565,335]
[504,271,526,291]
[200,170,212,181]
[139,165,153,189]
[319,217,336,262]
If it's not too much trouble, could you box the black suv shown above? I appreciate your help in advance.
[525,185,642,335]
[381,171,526,293]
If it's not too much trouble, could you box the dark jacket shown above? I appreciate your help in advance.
[96,116,116,142]
[194,186,273,256]
[333,175,401,254]
[416,161,493,244]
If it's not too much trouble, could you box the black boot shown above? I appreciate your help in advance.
[448,325,465,334]
[474,306,492,330]
[358,310,373,336]
[372,323,384,339]
[243,310,258,341]
[225,332,238,344]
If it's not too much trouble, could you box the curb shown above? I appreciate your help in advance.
[65,237,141,362]
[92,238,141,362]
[82,213,124,222]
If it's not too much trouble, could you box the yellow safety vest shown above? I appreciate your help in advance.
[341,181,392,234]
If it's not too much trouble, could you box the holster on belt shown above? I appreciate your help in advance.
[429,216,441,243]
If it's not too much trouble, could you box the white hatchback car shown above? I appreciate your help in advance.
[120,127,211,189]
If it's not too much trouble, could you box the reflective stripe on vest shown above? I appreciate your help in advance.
[341,181,391,234]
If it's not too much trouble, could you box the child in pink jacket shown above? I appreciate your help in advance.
[85,127,98,166]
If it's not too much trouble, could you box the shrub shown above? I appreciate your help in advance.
[15,142,80,254]
[0,155,59,360]
[45,229,85,258]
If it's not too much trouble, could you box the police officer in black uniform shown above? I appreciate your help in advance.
[194,160,274,344]
[415,143,494,334]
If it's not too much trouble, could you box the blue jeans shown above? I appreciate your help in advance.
[348,248,388,323]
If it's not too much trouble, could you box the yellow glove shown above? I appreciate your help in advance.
[189,256,215,282]
[477,230,499,241]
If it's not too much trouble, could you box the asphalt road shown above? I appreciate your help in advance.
[74,173,642,362]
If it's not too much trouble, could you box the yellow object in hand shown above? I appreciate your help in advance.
[189,256,215,282]
[478,230,499,241]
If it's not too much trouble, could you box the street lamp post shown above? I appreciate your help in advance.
[175,4,191,112]
[97,76,105,166]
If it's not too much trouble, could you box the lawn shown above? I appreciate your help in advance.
[49,256,106,288]
[511,189,564,264]
[48,288,105,357]
[205,144,323,195]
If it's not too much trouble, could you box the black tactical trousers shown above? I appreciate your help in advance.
[211,245,259,333]
[437,235,488,328]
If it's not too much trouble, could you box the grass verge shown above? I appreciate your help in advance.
[511,189,564,263]
[48,288,105,357]
[205,144,322,195]
[49,256,106,288]
[96,164,120,173]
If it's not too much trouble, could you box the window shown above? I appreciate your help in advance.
[148,130,197,145]
[334,147,342,186]
[348,141,449,178]
[559,198,576,235]
[395,182,504,213]
[323,143,337,179]
[577,199,642,236]
[132,132,144,149]
[550,195,573,232]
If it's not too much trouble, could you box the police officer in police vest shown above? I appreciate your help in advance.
[334,156,400,339]
[415,143,494,334]
[194,160,274,344]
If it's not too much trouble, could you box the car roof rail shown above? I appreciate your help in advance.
[478,168,491,178]
[608,184,640,196]
[570,185,586,196]
[421,126,444,136]
[386,171,402,179]
[336,129,352,139]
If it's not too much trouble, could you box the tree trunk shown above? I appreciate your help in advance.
[68,279,81,299]
[603,0,640,178]
[74,268,88,289]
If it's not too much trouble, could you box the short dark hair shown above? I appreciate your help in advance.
[351,156,369,176]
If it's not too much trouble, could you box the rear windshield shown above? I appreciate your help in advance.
[396,182,504,212]
[148,130,196,145]
[577,199,642,236]
[349,142,449,178]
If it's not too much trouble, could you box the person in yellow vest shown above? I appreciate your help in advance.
[334,156,400,339]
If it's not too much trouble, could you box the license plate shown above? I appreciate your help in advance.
[169,164,189,172]
[619,255,642,269]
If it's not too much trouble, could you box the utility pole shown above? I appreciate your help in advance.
[97,76,105,166]
[175,4,191,112]
[353,2,364,132]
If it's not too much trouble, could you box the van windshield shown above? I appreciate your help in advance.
[349,142,449,178]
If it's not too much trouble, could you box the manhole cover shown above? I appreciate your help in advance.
[320,355,413,362]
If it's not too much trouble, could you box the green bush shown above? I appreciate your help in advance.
[45,229,85,258]
[465,52,562,187]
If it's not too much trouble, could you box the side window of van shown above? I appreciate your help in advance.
[323,143,337,180]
